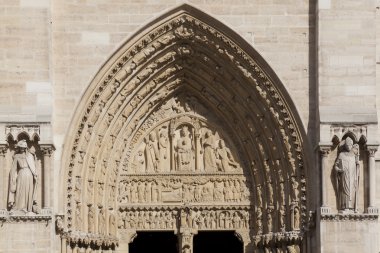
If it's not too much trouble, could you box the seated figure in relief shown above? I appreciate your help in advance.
[175,126,194,171]
[8,140,39,213]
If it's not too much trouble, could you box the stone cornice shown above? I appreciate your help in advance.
[0,208,52,224]
[320,212,379,221]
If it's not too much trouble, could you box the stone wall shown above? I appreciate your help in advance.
[0,221,53,253]
[1,0,380,252]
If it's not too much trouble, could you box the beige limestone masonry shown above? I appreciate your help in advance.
[0,0,380,253]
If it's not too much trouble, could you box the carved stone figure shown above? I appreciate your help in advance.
[98,207,106,235]
[88,205,95,233]
[175,126,193,171]
[8,140,38,213]
[158,130,170,172]
[293,206,300,230]
[216,140,238,172]
[202,131,217,172]
[334,137,360,211]
[145,132,159,173]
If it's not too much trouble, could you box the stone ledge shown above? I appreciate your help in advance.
[62,231,118,248]
[252,231,304,245]
[320,212,379,221]
[118,205,252,211]
[0,208,52,223]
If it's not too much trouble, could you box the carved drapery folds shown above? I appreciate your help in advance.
[60,4,309,251]
[319,125,379,218]
[2,125,54,214]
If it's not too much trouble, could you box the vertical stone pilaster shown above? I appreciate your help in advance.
[61,237,67,253]
[366,145,378,214]
[319,145,331,213]
[40,144,54,208]
[0,144,8,209]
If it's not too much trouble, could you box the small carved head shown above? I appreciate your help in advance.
[344,137,354,151]
[149,132,156,141]
[16,139,28,150]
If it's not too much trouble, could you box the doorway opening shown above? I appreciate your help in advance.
[129,231,178,253]
[193,231,243,253]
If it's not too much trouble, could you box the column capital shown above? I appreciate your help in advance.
[317,144,331,156]
[366,144,378,157]
[40,144,55,156]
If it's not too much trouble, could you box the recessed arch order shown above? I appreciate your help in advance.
[59,4,312,252]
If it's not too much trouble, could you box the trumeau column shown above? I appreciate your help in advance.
[366,145,378,214]
[40,144,55,209]
[179,228,196,253]
[319,145,331,214]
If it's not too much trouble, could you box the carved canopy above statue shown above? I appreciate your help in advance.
[60,4,310,250]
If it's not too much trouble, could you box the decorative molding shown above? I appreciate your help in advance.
[330,125,367,142]
[320,212,379,221]
[0,208,52,223]
[63,231,118,248]
[5,124,41,141]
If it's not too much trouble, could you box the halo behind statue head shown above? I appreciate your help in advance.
[16,139,28,149]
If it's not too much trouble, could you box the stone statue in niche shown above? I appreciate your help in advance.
[158,129,170,172]
[202,131,217,172]
[145,132,159,173]
[334,137,360,212]
[175,126,194,171]
[216,140,239,172]
[8,140,39,213]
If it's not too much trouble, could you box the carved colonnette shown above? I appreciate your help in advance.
[60,5,310,252]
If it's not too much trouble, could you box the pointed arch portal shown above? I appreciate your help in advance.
[59,4,311,253]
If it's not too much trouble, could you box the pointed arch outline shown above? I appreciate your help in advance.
[59,4,313,249]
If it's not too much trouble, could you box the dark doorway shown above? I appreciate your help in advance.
[129,231,178,253]
[193,231,243,253]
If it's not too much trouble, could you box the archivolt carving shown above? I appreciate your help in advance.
[60,4,310,251]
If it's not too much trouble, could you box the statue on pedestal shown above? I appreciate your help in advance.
[8,140,39,213]
[334,137,360,212]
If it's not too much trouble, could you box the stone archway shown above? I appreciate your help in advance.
[58,4,311,253]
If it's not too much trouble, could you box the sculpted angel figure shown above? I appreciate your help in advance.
[216,140,238,172]
[334,137,360,212]
[202,131,217,172]
[158,130,170,172]
[8,140,38,213]
[145,132,159,173]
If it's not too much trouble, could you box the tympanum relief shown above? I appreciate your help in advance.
[126,95,243,175]
[118,94,252,235]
